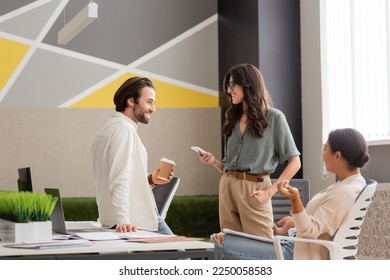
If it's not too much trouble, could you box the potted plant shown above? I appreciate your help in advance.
[0,191,57,242]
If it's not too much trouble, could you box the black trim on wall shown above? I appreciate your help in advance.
[258,0,302,178]
[218,0,260,116]
[218,0,303,178]
[218,0,260,158]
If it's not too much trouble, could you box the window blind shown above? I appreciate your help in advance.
[321,0,390,144]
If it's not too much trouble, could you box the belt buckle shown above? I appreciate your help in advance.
[229,170,240,180]
[256,176,264,182]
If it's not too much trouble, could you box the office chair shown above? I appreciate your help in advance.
[152,177,180,219]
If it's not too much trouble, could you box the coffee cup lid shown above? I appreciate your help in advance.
[160,157,175,165]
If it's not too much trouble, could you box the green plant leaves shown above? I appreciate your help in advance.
[0,191,57,223]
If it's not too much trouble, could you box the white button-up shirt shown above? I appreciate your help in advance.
[92,111,158,230]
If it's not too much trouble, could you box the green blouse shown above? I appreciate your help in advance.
[222,108,300,174]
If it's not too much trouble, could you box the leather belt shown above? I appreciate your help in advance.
[227,170,268,183]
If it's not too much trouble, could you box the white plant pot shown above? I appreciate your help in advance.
[33,220,52,241]
[0,219,52,243]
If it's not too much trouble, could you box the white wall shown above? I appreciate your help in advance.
[300,0,335,196]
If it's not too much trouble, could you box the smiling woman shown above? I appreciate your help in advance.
[194,63,301,240]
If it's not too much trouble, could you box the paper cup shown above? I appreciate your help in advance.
[157,157,175,180]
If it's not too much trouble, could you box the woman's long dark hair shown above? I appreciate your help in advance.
[222,64,272,138]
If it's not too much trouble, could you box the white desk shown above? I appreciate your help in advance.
[0,239,214,260]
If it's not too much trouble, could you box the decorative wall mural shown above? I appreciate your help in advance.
[0,0,219,108]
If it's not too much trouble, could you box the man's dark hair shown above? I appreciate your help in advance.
[113,77,155,112]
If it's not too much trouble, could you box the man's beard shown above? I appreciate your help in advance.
[133,105,150,124]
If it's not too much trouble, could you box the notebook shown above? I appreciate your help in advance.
[44,188,103,235]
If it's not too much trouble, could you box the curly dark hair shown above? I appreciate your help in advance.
[222,64,273,138]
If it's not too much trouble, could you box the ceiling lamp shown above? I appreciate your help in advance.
[58,1,98,45]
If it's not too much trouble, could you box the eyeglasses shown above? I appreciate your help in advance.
[227,81,236,90]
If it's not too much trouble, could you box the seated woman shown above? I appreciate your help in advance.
[213,128,370,260]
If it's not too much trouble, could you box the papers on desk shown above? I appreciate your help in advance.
[66,230,203,243]
[119,231,203,243]
[117,230,176,239]
[69,232,121,241]
[68,230,175,241]
[125,236,204,243]
[4,239,93,250]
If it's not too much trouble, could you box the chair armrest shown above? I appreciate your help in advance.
[273,235,341,260]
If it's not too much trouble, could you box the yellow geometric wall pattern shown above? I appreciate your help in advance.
[0,0,219,108]
[0,38,30,92]
[71,73,219,108]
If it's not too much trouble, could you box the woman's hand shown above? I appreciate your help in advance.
[277,180,304,214]
[277,180,300,200]
[211,231,224,247]
[198,151,216,165]
[250,180,281,203]
[250,188,273,204]
[272,216,294,235]
[197,151,224,174]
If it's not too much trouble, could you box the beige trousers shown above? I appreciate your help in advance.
[218,173,274,239]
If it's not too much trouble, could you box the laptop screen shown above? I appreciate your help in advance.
[44,188,67,234]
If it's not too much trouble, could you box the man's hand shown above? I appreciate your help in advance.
[150,168,175,185]
[116,224,138,233]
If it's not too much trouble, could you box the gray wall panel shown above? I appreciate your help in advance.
[1,49,117,107]
[139,20,219,90]
[43,0,217,64]
[0,108,221,196]
[0,0,36,16]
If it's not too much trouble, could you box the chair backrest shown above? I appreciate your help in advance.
[271,179,310,223]
[152,177,180,219]
[331,179,377,259]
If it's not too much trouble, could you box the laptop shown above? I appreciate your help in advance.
[44,188,103,234]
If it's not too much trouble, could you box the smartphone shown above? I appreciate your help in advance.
[191,146,207,155]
